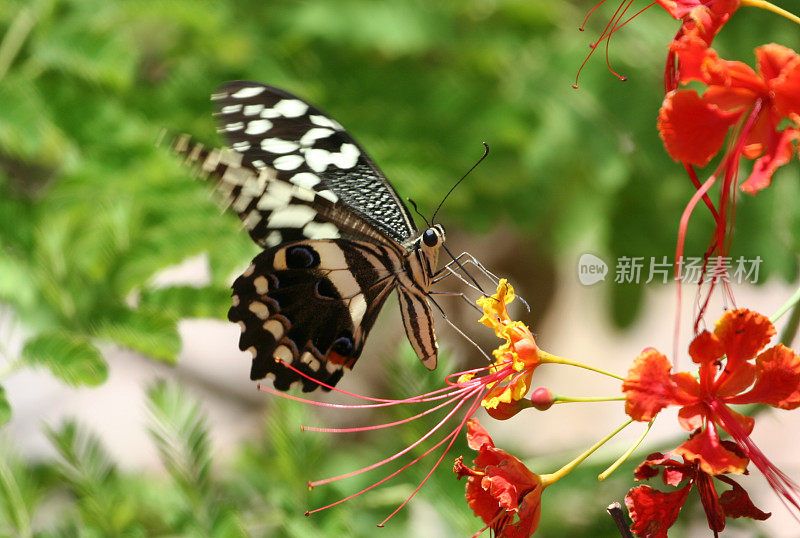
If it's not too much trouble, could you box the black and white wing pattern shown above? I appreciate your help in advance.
[171,82,443,392]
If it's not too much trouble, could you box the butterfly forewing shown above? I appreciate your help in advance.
[171,82,442,392]
[212,82,417,244]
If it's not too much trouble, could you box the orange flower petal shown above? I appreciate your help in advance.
[717,475,771,521]
[626,484,691,538]
[713,309,775,366]
[756,43,800,82]
[624,349,683,421]
[756,43,800,117]
[674,428,749,475]
[658,89,740,166]
[695,470,726,532]
[678,402,706,431]
[741,127,799,194]
[727,344,800,409]
[714,361,755,398]
[466,418,495,451]
[688,330,724,364]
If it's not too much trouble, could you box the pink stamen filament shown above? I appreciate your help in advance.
[302,387,472,433]
[574,0,629,87]
[273,357,474,404]
[710,400,800,517]
[575,0,657,87]
[308,386,484,488]
[603,0,635,82]
[580,0,610,30]
[377,390,486,527]
[305,387,485,517]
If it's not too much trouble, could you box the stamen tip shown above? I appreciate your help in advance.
[572,84,579,90]
[620,75,628,82]
[377,524,385,528]
[304,510,310,517]
[578,26,585,31]
[307,481,314,491]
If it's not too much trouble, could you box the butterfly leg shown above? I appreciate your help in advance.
[428,290,482,314]
[433,252,531,312]
[425,295,493,363]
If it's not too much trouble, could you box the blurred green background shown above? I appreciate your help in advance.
[0,0,798,536]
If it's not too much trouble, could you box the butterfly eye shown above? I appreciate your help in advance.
[286,245,320,269]
[422,228,439,247]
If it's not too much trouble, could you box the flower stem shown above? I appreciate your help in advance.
[553,395,626,404]
[541,418,634,486]
[771,281,800,324]
[538,351,625,381]
[598,419,654,481]
[741,0,800,26]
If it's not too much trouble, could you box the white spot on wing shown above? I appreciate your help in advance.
[305,148,331,173]
[248,301,269,319]
[268,205,315,228]
[225,122,244,132]
[233,141,251,151]
[310,114,341,129]
[253,276,270,294]
[245,119,272,135]
[221,104,242,114]
[243,104,264,116]
[273,155,304,170]
[299,128,334,146]
[264,319,283,339]
[331,143,359,169]
[256,181,293,210]
[290,172,321,189]
[243,210,262,230]
[274,345,293,363]
[261,138,300,153]
[274,99,309,118]
[265,230,282,247]
[303,221,340,239]
[349,295,367,327]
[232,86,266,99]
[318,190,339,203]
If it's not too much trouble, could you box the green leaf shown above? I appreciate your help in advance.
[0,386,10,426]
[0,449,33,536]
[22,330,107,386]
[139,285,232,320]
[0,77,76,167]
[146,381,211,498]
[94,307,181,364]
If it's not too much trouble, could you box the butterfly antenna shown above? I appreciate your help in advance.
[407,198,431,228]
[431,142,489,224]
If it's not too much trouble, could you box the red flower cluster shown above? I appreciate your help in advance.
[623,308,800,533]
[660,41,800,192]
[454,419,547,538]
[626,448,769,537]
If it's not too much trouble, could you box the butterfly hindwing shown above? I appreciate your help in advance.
[229,239,399,391]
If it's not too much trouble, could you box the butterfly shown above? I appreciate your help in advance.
[170,82,453,392]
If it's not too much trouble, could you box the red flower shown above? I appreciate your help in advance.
[659,41,800,192]
[623,308,800,511]
[455,419,546,538]
[626,449,769,537]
